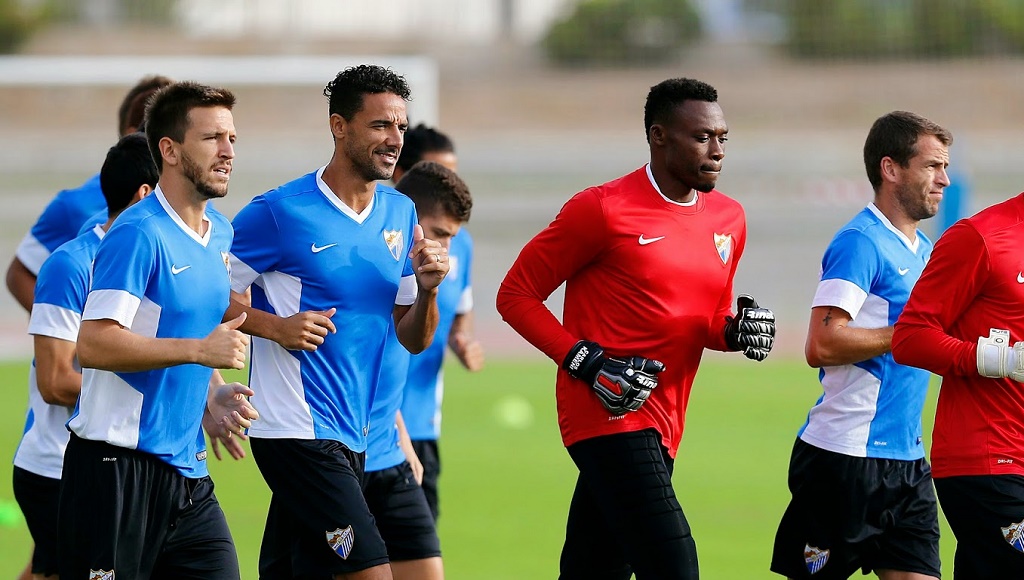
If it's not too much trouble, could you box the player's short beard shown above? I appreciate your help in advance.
[346,140,394,182]
[182,149,228,200]
[895,182,939,221]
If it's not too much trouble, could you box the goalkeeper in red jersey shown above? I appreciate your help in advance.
[893,191,1024,578]
[496,77,775,580]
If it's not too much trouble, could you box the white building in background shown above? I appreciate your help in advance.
[175,0,575,43]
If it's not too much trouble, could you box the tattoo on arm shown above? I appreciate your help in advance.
[822,307,833,326]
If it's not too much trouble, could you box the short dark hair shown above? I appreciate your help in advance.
[323,65,411,121]
[863,111,953,192]
[100,132,158,218]
[117,75,173,136]
[397,124,455,172]
[395,161,472,223]
[144,82,236,171]
[644,78,718,143]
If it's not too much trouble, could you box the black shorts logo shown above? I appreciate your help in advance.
[804,544,829,575]
[89,570,114,580]
[327,525,355,559]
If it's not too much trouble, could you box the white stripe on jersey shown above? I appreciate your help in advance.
[811,278,868,320]
[83,288,142,329]
[246,336,314,439]
[70,368,145,450]
[29,303,81,343]
[801,365,882,458]
[15,233,50,276]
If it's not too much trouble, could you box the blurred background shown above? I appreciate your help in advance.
[0,0,1022,360]
[1,1,1024,575]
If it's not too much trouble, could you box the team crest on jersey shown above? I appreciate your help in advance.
[221,251,231,275]
[1002,519,1024,552]
[327,526,355,559]
[804,544,829,574]
[714,233,732,264]
[382,229,403,261]
[88,570,114,580]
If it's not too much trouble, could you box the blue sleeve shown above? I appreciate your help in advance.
[34,249,90,314]
[90,224,157,299]
[29,194,78,254]
[461,230,474,291]
[230,196,282,276]
[820,229,880,294]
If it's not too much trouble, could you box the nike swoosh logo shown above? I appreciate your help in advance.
[311,243,338,254]
[1018,272,1024,284]
[638,235,666,246]
[898,268,910,276]
[171,265,191,275]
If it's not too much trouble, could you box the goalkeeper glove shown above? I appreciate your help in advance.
[977,328,1024,381]
[562,340,665,415]
[724,294,776,362]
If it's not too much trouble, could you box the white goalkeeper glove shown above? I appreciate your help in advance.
[976,328,1024,381]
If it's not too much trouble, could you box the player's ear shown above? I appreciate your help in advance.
[880,156,899,183]
[329,113,346,141]
[159,136,179,167]
[649,124,665,146]
[135,184,153,201]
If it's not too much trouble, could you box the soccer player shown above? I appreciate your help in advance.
[496,77,776,579]
[771,111,951,580]
[5,74,172,312]
[226,65,448,580]
[892,157,1024,575]
[394,125,483,520]
[58,82,255,578]
[361,160,475,580]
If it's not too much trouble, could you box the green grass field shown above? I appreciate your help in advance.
[0,357,954,578]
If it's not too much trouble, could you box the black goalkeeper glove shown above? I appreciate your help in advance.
[562,340,666,415]
[724,294,776,362]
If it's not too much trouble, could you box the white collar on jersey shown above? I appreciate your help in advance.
[866,202,920,253]
[91,223,106,241]
[154,186,212,247]
[646,163,698,207]
[316,166,375,225]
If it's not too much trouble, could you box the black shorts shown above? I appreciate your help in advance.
[561,428,699,580]
[251,438,389,577]
[934,474,1024,578]
[411,438,441,520]
[770,439,940,579]
[362,460,442,561]
[12,466,60,576]
[58,433,239,579]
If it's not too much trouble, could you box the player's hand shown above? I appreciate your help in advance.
[274,308,337,351]
[199,312,249,369]
[977,328,1024,381]
[409,224,449,291]
[203,382,258,461]
[563,340,665,415]
[724,294,775,362]
[451,332,485,372]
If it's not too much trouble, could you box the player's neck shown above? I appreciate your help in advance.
[158,177,210,235]
[321,159,376,213]
[873,197,919,242]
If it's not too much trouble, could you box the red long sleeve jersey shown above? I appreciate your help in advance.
[892,193,1024,478]
[496,166,746,456]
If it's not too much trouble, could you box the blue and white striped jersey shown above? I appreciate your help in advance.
[230,167,417,452]
[69,189,233,478]
[798,204,933,460]
[14,225,104,479]
[15,173,106,275]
